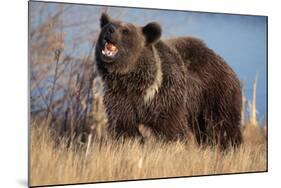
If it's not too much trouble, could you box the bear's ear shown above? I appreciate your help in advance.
[142,22,162,46]
[100,13,111,28]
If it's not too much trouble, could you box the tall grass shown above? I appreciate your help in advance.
[30,120,266,187]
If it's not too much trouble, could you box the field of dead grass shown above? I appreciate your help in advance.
[30,122,267,187]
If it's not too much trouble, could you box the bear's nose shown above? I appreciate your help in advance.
[107,24,116,34]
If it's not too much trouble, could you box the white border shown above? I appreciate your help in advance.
[0,0,280,188]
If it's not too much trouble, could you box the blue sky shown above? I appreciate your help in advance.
[30,2,267,120]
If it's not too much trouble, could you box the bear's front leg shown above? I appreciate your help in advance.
[106,112,143,140]
[103,91,144,140]
[150,106,189,141]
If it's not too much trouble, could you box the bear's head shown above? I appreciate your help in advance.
[95,13,162,74]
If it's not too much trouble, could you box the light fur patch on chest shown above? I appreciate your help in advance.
[144,46,163,104]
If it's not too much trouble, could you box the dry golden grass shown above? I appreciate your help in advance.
[30,122,267,187]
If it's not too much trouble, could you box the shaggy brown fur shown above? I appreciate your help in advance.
[95,13,242,149]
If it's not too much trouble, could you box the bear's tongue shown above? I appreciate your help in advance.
[102,42,118,57]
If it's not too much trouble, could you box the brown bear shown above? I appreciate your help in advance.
[95,13,243,149]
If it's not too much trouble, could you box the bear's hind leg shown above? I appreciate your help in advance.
[212,120,243,150]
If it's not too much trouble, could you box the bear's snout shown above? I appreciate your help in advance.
[107,24,116,34]
[104,24,116,37]
[103,24,118,44]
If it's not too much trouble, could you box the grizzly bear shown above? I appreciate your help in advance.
[95,13,243,149]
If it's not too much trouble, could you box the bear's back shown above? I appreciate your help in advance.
[165,37,239,86]
[165,37,217,69]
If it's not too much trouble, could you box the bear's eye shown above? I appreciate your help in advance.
[122,28,129,34]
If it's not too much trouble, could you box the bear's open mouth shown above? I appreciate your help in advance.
[102,41,119,57]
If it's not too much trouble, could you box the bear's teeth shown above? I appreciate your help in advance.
[102,48,109,56]
[102,47,117,57]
